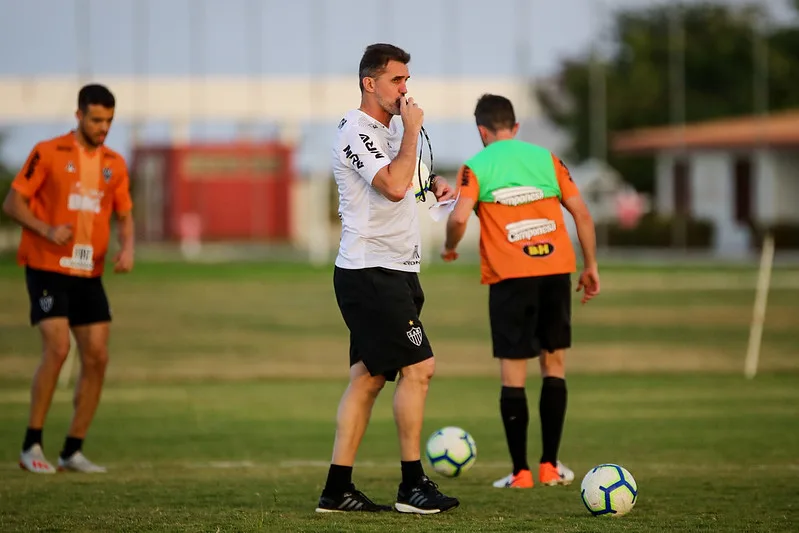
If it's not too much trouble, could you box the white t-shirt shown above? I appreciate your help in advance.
[332,109,421,272]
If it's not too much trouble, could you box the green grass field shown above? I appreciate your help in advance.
[1,259,798,532]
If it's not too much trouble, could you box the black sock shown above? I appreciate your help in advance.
[60,436,83,460]
[539,377,567,466]
[322,464,353,497]
[500,386,529,475]
[22,427,43,452]
[401,460,425,487]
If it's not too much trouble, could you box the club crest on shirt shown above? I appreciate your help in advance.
[102,167,112,182]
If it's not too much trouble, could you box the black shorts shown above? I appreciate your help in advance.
[25,267,112,327]
[489,273,572,359]
[333,266,433,381]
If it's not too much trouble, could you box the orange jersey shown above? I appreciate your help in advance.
[457,143,579,285]
[11,132,133,278]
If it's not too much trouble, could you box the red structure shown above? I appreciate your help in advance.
[130,142,294,242]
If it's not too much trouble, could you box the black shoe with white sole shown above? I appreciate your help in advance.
[315,485,393,513]
[394,475,460,514]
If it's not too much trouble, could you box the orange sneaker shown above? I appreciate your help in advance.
[492,469,534,488]
[539,461,575,486]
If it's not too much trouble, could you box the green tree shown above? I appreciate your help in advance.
[0,133,17,226]
[537,2,799,193]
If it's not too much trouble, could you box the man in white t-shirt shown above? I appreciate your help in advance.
[315,43,459,515]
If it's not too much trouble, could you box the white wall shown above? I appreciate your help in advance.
[690,151,750,254]
[654,150,750,254]
[654,153,674,214]
[773,151,799,223]
[0,76,537,124]
[687,151,730,220]
[754,149,777,224]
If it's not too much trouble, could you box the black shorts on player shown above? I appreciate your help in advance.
[25,266,112,327]
[489,273,571,358]
[333,266,433,380]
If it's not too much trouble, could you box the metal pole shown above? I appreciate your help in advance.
[74,0,92,85]
[589,0,608,249]
[132,0,151,241]
[307,0,329,265]
[668,6,687,250]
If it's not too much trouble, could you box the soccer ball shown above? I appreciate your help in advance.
[580,464,638,517]
[412,160,432,202]
[425,426,476,478]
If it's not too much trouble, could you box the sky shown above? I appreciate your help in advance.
[0,0,795,170]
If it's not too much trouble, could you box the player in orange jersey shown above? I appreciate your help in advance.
[2,83,134,474]
[442,94,600,489]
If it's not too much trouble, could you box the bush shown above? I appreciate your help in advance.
[597,213,714,248]
[750,222,799,250]
[0,179,12,226]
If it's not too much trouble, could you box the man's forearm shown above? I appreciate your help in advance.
[445,219,467,251]
[117,213,135,251]
[574,216,597,267]
[386,128,420,190]
[3,194,50,238]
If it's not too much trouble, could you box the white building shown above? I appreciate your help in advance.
[612,110,799,255]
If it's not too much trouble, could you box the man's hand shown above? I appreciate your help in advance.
[45,224,73,245]
[441,247,459,262]
[399,97,424,135]
[576,264,600,304]
[430,175,456,202]
[113,247,134,273]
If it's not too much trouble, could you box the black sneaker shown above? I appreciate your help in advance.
[315,485,392,513]
[394,475,460,514]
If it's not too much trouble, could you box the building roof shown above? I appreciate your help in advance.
[612,110,799,154]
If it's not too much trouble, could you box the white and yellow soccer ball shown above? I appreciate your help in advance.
[580,464,638,517]
[425,426,477,478]
[412,160,433,202]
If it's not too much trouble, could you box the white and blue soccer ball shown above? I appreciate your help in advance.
[580,463,638,517]
[425,426,477,478]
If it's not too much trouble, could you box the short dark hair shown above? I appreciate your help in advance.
[78,84,115,112]
[358,43,411,92]
[474,94,516,132]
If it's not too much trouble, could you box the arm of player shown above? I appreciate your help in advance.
[372,97,424,202]
[112,211,135,273]
[112,168,135,273]
[555,155,600,303]
[442,165,479,262]
[371,127,420,202]
[339,118,418,202]
[430,174,456,202]
[2,146,72,245]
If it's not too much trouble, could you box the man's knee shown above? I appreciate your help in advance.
[81,345,109,372]
[43,342,71,366]
[39,321,71,366]
[540,349,566,378]
[400,356,435,385]
[350,363,387,397]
